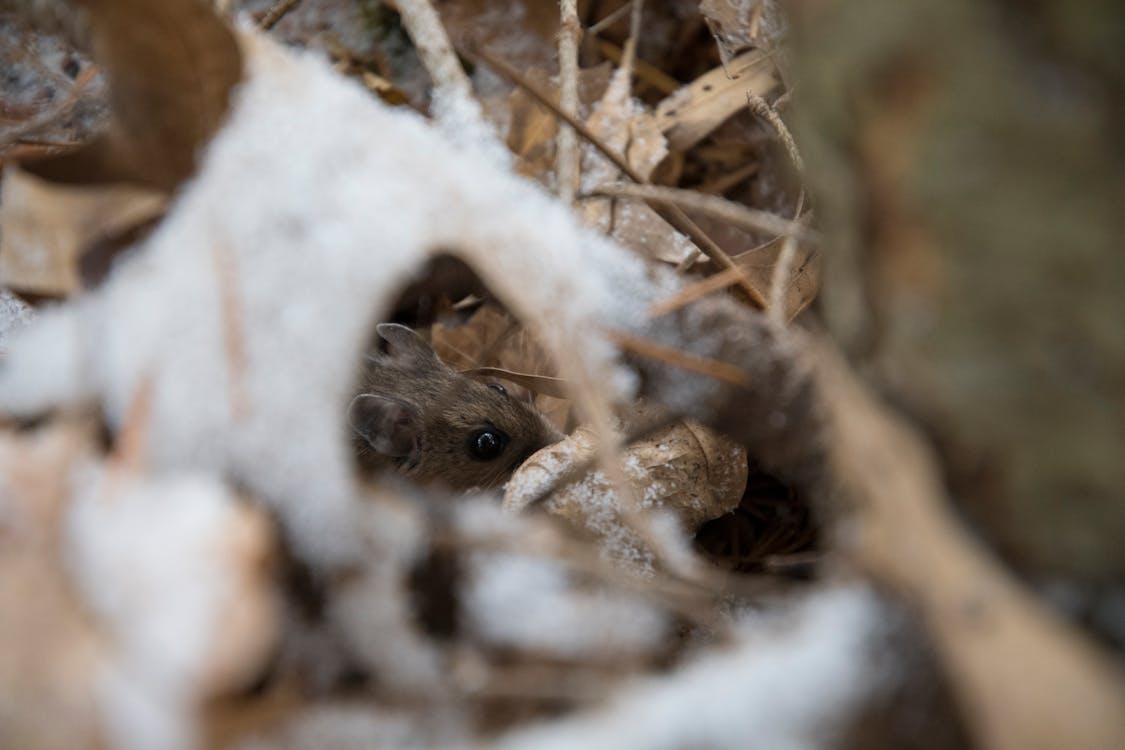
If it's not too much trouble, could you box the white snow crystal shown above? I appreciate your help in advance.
[494,585,887,750]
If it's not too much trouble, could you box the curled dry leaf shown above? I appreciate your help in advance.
[504,420,748,567]
[0,165,166,297]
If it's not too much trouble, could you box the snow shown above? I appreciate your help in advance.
[0,289,33,354]
[66,468,265,750]
[495,585,886,750]
[465,551,668,658]
[0,28,667,569]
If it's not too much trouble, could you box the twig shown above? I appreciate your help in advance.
[646,264,748,318]
[394,0,474,108]
[768,232,799,324]
[621,0,645,81]
[746,91,804,174]
[596,39,680,95]
[258,0,302,31]
[396,0,504,157]
[556,0,581,205]
[584,182,819,242]
[468,44,768,308]
[588,1,633,36]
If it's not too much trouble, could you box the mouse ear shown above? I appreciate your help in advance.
[375,323,441,367]
[348,393,421,459]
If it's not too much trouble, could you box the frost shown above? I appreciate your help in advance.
[495,585,886,750]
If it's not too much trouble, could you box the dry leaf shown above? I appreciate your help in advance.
[699,0,787,63]
[504,420,748,564]
[655,50,778,151]
[0,165,166,297]
[431,304,515,371]
[732,236,821,320]
[432,305,573,430]
[506,64,613,182]
[23,0,242,192]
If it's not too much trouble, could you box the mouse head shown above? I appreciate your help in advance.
[349,323,562,490]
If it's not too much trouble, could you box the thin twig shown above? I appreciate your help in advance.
[588,1,632,36]
[768,231,799,324]
[468,44,768,308]
[258,0,302,31]
[556,0,581,205]
[596,39,680,95]
[746,91,804,174]
[621,0,644,80]
[584,182,819,242]
[394,0,475,110]
[646,264,747,318]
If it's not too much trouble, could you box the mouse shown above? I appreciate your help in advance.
[349,323,563,490]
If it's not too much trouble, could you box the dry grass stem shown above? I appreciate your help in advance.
[696,161,759,194]
[556,0,581,205]
[747,91,804,174]
[395,0,476,107]
[768,232,799,324]
[587,1,633,36]
[585,182,819,242]
[620,0,645,83]
[258,0,302,31]
[646,265,748,318]
[595,40,680,95]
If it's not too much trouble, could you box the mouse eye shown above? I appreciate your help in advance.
[488,383,507,395]
[468,428,508,461]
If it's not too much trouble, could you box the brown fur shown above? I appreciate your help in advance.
[350,324,561,490]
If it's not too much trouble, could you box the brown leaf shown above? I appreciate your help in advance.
[732,237,821,320]
[654,50,778,152]
[505,64,613,183]
[0,165,166,297]
[22,0,242,192]
[431,305,573,430]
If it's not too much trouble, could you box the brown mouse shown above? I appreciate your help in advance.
[349,323,562,490]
